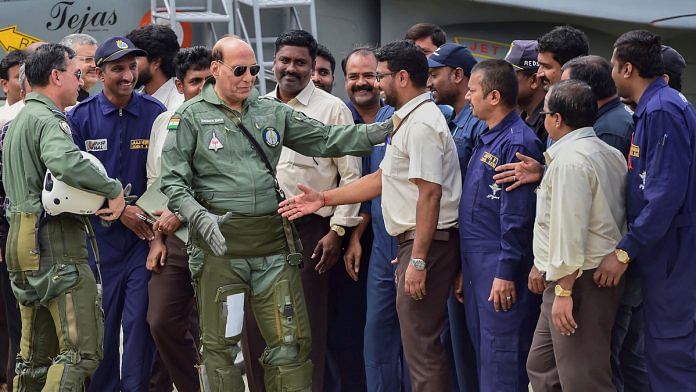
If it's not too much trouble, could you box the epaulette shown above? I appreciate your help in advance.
[49,108,67,120]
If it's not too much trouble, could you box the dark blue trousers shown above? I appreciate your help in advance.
[88,240,154,392]
[611,269,650,392]
[443,290,479,392]
[462,250,538,392]
[363,234,411,392]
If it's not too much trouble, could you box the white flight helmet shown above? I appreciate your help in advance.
[42,151,107,216]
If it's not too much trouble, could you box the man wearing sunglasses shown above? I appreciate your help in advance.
[159,35,391,392]
[3,43,125,391]
[67,36,166,392]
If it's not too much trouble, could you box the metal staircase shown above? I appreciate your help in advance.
[150,0,317,94]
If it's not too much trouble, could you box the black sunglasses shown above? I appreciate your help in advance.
[539,110,557,116]
[217,61,261,77]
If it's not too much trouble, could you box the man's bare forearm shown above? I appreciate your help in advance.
[323,170,382,207]
[411,180,442,259]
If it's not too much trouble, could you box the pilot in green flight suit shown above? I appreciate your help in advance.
[159,37,390,392]
[2,44,125,391]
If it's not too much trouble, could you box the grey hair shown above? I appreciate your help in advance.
[59,33,98,49]
[18,63,26,93]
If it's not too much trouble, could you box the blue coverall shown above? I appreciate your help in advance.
[443,104,486,392]
[618,78,696,390]
[458,111,542,391]
[68,92,165,392]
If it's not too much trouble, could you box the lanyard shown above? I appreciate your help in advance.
[388,98,433,144]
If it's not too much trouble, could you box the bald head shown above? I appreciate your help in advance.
[210,36,258,109]
[212,36,255,63]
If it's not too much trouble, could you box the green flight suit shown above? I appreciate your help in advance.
[2,92,122,391]
[160,81,390,392]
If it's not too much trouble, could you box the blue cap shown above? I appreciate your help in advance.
[95,36,147,67]
[427,43,477,76]
[505,40,539,71]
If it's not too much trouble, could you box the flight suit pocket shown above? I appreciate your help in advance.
[215,283,248,340]
[6,212,40,272]
[492,335,519,389]
[274,279,301,345]
[43,264,79,304]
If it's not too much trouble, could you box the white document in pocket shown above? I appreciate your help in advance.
[225,293,245,338]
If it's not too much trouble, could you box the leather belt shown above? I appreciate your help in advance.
[397,229,454,244]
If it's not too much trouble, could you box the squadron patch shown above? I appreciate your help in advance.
[630,144,640,158]
[208,130,223,151]
[167,117,180,130]
[58,121,71,135]
[262,127,280,147]
[480,152,499,169]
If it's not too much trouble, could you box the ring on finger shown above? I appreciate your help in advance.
[506,296,512,300]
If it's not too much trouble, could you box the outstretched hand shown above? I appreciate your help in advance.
[278,184,325,220]
[493,152,544,191]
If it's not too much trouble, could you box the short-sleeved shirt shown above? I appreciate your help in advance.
[379,92,461,236]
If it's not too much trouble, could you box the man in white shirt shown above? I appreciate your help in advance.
[145,46,211,392]
[126,25,184,111]
[527,80,627,392]
[241,29,362,392]
[278,39,462,392]
[0,50,27,129]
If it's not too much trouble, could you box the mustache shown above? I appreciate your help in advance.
[352,84,374,93]
[281,71,301,79]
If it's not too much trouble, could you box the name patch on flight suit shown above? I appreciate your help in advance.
[130,139,149,150]
[200,118,224,125]
[480,152,499,169]
[85,139,108,152]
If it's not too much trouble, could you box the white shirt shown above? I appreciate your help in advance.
[151,78,184,111]
[0,100,24,129]
[533,127,627,280]
[270,82,363,227]
[146,110,174,188]
[379,92,462,236]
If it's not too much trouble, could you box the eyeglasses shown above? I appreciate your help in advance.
[58,69,82,80]
[375,71,396,82]
[217,61,261,77]
[539,110,557,116]
[75,56,96,64]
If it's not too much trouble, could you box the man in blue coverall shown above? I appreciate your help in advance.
[458,59,542,391]
[68,36,165,391]
[426,43,485,392]
[594,30,696,390]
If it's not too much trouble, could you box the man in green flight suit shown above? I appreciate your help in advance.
[159,36,391,392]
[2,43,125,391]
